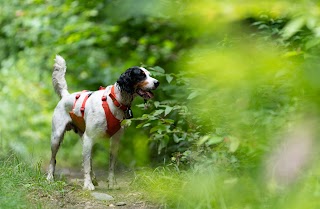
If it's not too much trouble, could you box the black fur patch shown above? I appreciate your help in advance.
[117,67,146,94]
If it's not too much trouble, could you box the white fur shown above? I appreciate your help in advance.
[140,67,159,91]
[47,55,158,190]
[52,55,69,98]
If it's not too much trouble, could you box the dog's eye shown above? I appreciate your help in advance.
[140,70,146,76]
[137,70,146,77]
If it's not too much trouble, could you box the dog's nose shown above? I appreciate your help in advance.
[154,80,160,88]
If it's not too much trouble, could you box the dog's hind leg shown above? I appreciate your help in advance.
[47,112,70,181]
[108,128,123,189]
[82,132,95,190]
[90,158,98,186]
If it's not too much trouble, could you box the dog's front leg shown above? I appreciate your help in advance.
[108,129,123,189]
[82,133,95,190]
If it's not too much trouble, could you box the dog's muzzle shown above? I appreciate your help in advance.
[136,80,160,100]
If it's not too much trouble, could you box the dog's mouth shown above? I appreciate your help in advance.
[136,88,154,100]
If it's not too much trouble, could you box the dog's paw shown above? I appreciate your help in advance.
[46,173,54,182]
[83,181,95,191]
[107,178,119,190]
[108,182,119,190]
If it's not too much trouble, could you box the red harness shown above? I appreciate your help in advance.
[69,85,129,137]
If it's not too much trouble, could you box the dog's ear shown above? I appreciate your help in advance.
[117,69,135,94]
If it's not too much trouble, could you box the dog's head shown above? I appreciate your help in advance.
[117,67,160,99]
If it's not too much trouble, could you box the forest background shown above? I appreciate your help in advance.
[1,0,320,208]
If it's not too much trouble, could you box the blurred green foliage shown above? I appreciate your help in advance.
[1,0,320,207]
[0,0,193,166]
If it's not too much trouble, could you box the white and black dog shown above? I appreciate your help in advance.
[46,55,159,190]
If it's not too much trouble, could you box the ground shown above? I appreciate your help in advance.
[39,168,159,209]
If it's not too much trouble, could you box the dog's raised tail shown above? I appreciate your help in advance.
[52,55,69,98]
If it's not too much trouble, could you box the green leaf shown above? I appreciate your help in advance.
[154,101,160,108]
[228,136,240,153]
[121,119,132,127]
[166,74,173,83]
[152,66,165,73]
[153,109,164,116]
[282,17,305,40]
[163,119,174,124]
[305,38,320,50]
[136,123,144,128]
[150,124,167,133]
[198,135,224,146]
[158,135,169,154]
[173,134,181,143]
[207,136,224,146]
[136,121,151,128]
[187,91,199,100]
[197,135,210,146]
[143,123,151,127]
[150,126,159,133]
[173,133,186,143]
[164,106,173,116]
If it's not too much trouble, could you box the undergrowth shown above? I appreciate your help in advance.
[132,163,320,209]
[0,154,69,209]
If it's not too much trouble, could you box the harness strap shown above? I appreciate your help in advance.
[72,90,87,109]
[101,95,121,137]
[80,92,92,117]
[69,86,128,137]
[69,90,90,133]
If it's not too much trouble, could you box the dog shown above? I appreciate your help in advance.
[46,55,159,190]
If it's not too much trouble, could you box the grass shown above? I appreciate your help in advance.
[131,162,320,209]
[2,151,320,209]
[0,154,69,209]
[0,153,162,208]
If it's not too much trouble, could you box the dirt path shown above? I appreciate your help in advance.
[43,168,158,209]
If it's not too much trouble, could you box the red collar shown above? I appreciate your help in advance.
[108,85,130,111]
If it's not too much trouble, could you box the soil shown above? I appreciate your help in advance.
[39,168,159,209]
